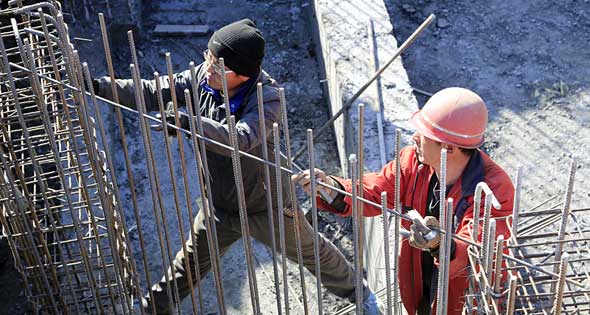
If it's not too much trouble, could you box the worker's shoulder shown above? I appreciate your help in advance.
[480,152,514,193]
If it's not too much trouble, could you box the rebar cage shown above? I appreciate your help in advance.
[0,1,134,313]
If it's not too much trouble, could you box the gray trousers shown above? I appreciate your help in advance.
[146,208,366,314]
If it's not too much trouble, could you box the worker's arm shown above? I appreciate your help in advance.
[295,147,413,217]
[94,69,193,112]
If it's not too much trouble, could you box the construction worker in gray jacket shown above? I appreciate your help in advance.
[94,19,381,314]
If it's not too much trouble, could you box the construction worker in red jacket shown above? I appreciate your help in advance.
[294,87,515,315]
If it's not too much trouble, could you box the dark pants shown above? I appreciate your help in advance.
[146,207,366,314]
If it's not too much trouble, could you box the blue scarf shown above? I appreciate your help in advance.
[200,77,256,114]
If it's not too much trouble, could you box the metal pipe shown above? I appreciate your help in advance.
[307,129,323,315]
[292,14,436,162]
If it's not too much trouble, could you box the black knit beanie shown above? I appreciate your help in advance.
[208,19,265,78]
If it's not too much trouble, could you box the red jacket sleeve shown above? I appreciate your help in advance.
[317,147,414,217]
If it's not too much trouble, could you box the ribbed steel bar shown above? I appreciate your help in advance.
[129,63,176,314]
[98,12,151,313]
[439,197,454,315]
[551,253,569,315]
[73,51,128,313]
[277,87,309,315]
[492,235,505,295]
[350,153,362,315]
[257,82,283,315]
[181,88,207,314]
[393,129,402,315]
[152,69,199,314]
[551,159,576,297]
[188,61,226,314]
[381,192,392,315]
[82,58,137,314]
[166,52,202,314]
[273,122,290,315]
[307,129,323,315]
[228,114,261,314]
[356,103,365,315]
[435,148,447,315]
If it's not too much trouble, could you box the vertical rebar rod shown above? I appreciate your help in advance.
[228,115,261,314]
[217,57,260,313]
[393,129,402,315]
[257,82,283,315]
[356,104,365,315]
[505,274,517,315]
[480,194,493,261]
[551,159,576,296]
[129,63,176,314]
[307,129,323,315]
[83,61,138,314]
[273,123,290,315]
[439,198,454,315]
[74,54,129,313]
[277,87,309,315]
[511,167,521,236]
[552,253,569,315]
[182,88,207,314]
[485,219,497,283]
[493,235,505,294]
[166,52,202,314]
[472,184,483,242]
[98,12,151,314]
[350,154,363,315]
[152,69,199,315]
[127,32,183,310]
[381,192,392,315]
[435,148,447,315]
[188,62,226,314]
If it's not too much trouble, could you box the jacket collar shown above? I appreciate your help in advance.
[199,71,259,114]
[459,150,485,198]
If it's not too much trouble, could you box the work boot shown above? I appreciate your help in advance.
[363,291,384,315]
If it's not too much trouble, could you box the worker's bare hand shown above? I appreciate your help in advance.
[291,168,338,200]
[409,216,441,250]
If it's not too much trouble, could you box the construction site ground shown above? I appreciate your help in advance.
[2,0,590,314]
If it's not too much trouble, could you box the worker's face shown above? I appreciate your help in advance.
[412,131,442,166]
[203,50,249,91]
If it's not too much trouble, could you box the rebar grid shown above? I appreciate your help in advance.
[465,161,590,315]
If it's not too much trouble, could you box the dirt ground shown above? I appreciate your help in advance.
[386,0,590,211]
[2,0,590,314]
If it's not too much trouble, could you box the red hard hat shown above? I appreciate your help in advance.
[411,87,488,148]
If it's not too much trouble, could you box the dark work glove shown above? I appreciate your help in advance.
[150,101,190,137]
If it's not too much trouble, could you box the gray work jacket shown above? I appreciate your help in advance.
[96,63,291,215]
